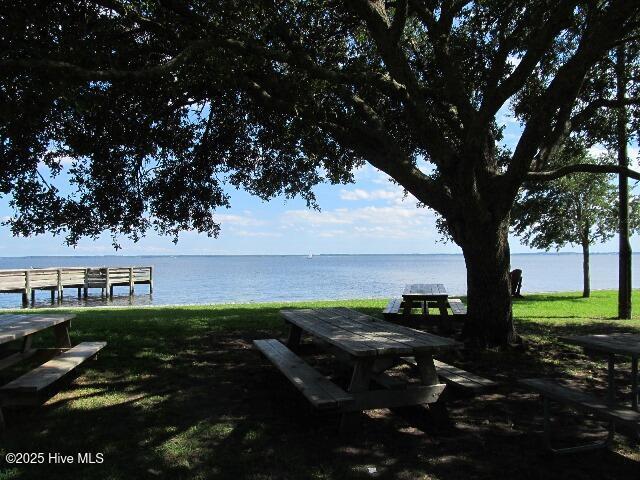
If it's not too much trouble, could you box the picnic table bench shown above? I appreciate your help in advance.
[384,284,467,333]
[520,333,640,453]
[0,314,106,428]
[383,297,467,320]
[254,307,462,432]
[402,357,496,393]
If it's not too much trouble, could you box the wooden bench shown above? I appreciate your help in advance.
[253,339,353,411]
[448,298,467,316]
[0,341,107,407]
[520,378,640,453]
[403,357,496,393]
[383,298,467,320]
[382,298,403,318]
[383,298,423,318]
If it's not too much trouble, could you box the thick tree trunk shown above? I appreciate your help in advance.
[582,239,590,298]
[459,218,518,347]
[616,45,632,319]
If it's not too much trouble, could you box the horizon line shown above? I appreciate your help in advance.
[0,251,631,259]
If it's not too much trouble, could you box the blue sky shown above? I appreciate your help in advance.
[1,110,639,257]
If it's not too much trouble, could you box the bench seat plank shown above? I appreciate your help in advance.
[403,357,496,391]
[384,298,467,318]
[520,378,640,427]
[383,298,403,316]
[0,341,106,393]
[448,299,467,316]
[253,339,353,410]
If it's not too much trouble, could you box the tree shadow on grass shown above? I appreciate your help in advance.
[0,305,637,480]
[518,320,639,337]
[514,294,588,303]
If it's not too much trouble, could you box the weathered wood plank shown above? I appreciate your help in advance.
[281,309,381,357]
[561,334,640,356]
[0,315,75,345]
[0,342,106,393]
[0,267,153,294]
[448,299,467,315]
[254,339,353,409]
[329,308,461,352]
[346,384,446,411]
[383,298,403,315]
[520,378,640,427]
[309,309,413,355]
[403,357,497,391]
[402,283,448,297]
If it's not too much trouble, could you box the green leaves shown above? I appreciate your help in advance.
[0,1,638,247]
[512,144,623,251]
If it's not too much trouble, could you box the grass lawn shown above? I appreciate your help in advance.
[0,290,639,479]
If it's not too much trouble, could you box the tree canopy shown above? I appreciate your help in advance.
[2,1,640,345]
[1,1,638,242]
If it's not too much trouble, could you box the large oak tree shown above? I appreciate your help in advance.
[2,1,640,346]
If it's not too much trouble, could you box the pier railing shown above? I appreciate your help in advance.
[0,266,153,305]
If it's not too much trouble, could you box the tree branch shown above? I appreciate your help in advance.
[481,0,579,119]
[409,0,475,126]
[348,0,457,165]
[526,164,640,182]
[0,37,211,80]
[389,0,408,44]
[507,1,640,186]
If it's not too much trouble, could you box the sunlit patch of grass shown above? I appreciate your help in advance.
[156,421,235,469]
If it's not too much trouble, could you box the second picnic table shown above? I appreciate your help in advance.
[274,307,462,430]
[402,283,449,318]
[561,333,640,411]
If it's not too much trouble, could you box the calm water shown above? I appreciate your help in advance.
[0,254,638,309]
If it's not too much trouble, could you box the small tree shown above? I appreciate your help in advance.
[512,146,622,297]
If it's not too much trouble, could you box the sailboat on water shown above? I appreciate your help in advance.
[307,252,313,259]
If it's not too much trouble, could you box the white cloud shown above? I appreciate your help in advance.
[281,205,433,229]
[339,187,420,208]
[228,229,282,238]
[340,188,400,201]
[215,212,267,227]
[317,229,347,238]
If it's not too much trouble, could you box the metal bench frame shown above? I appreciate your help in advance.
[541,396,615,454]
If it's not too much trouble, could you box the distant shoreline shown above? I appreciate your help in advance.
[0,289,628,312]
[0,251,636,259]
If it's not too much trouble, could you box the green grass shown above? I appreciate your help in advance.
[0,291,638,480]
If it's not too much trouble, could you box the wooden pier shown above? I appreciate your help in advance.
[0,266,153,305]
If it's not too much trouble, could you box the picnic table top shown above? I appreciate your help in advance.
[561,333,640,356]
[0,313,75,345]
[402,283,448,298]
[281,307,461,357]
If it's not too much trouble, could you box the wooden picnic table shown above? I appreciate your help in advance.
[280,307,462,430]
[561,333,640,411]
[0,313,74,370]
[402,283,449,319]
[0,313,106,428]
